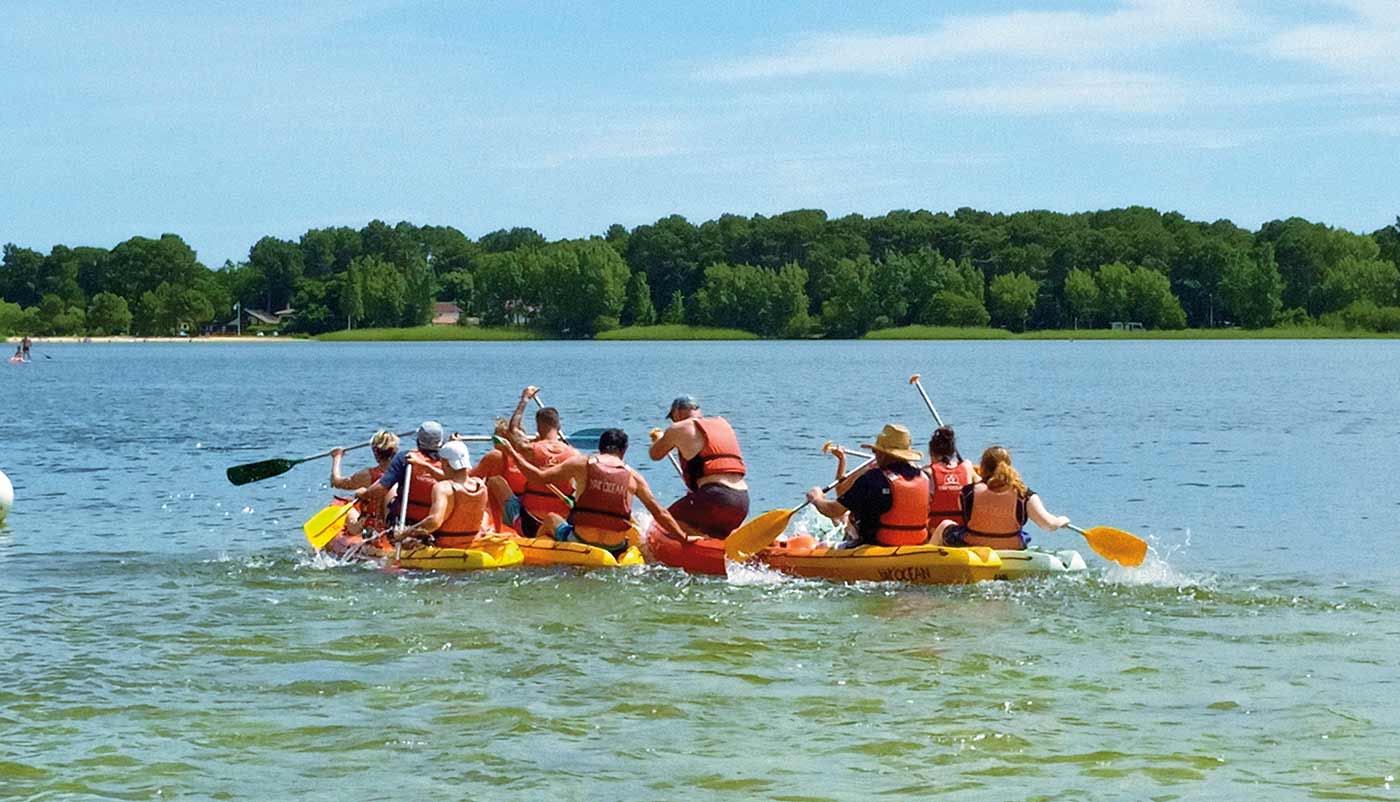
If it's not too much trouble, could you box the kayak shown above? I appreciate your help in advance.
[7,356,28,364]
[512,535,645,568]
[643,522,1086,583]
[323,527,523,572]
[642,523,727,575]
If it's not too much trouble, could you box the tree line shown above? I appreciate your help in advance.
[4,208,1400,338]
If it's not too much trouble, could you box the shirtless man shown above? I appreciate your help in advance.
[648,396,749,539]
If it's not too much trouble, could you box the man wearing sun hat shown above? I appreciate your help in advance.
[648,395,749,539]
[806,423,931,548]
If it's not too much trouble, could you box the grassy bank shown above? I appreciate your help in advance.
[317,326,542,342]
[597,324,758,341]
[866,325,1396,340]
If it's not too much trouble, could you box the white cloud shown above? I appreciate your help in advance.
[700,0,1250,79]
[932,70,1191,115]
[1258,0,1400,81]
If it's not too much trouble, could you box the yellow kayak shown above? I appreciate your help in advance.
[760,537,1003,584]
[388,534,524,571]
[512,536,645,568]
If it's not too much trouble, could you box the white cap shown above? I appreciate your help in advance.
[440,441,472,470]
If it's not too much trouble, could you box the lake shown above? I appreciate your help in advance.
[2,340,1398,801]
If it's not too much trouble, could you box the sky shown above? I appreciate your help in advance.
[2,0,1398,266]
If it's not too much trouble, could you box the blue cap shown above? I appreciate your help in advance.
[667,395,699,420]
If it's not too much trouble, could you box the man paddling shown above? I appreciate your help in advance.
[806,424,930,548]
[355,421,446,527]
[648,395,749,539]
[499,385,577,537]
[496,428,685,555]
[396,441,491,549]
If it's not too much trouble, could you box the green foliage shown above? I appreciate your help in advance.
[351,255,408,328]
[1323,300,1400,332]
[1063,268,1100,327]
[598,324,759,341]
[318,325,542,341]
[693,262,809,337]
[660,290,685,325]
[438,271,474,307]
[621,271,656,326]
[536,240,629,337]
[1125,267,1187,329]
[987,272,1039,331]
[134,282,214,336]
[1320,255,1399,310]
[0,300,23,335]
[1220,246,1284,328]
[86,292,132,335]
[925,290,990,327]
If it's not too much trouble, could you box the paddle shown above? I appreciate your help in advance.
[724,453,878,563]
[650,427,687,481]
[906,373,1148,567]
[303,501,355,550]
[227,430,494,486]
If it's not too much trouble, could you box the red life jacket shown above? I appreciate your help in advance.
[684,417,746,489]
[521,439,575,520]
[570,457,633,533]
[963,483,1029,549]
[357,465,388,532]
[404,454,443,525]
[927,460,975,528]
[503,453,526,495]
[875,468,930,546]
[434,478,488,549]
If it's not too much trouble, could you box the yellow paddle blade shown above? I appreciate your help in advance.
[724,508,796,563]
[303,503,355,550]
[1081,525,1148,567]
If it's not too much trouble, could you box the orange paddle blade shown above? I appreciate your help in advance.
[1077,525,1147,567]
[303,503,354,550]
[724,508,796,563]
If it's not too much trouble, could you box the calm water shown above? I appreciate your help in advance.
[2,340,1398,801]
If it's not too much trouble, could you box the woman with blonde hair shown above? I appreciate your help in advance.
[933,446,1068,550]
[330,430,400,536]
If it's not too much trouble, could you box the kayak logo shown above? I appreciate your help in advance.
[876,566,932,582]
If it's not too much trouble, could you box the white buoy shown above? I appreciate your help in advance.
[0,469,12,516]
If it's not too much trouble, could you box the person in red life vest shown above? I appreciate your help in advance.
[396,441,491,548]
[924,426,977,535]
[498,386,577,537]
[470,442,527,533]
[806,424,930,548]
[495,428,686,556]
[932,446,1069,550]
[647,395,749,540]
[355,421,446,527]
[329,430,400,537]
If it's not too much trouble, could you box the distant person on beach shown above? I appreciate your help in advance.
[330,430,400,536]
[933,446,1069,550]
[648,395,750,540]
[21,336,31,359]
[806,424,929,548]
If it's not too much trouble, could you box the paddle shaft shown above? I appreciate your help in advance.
[908,374,945,428]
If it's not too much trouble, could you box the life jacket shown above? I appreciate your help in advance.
[963,483,1029,549]
[404,453,443,525]
[357,465,388,532]
[502,453,526,495]
[683,417,746,490]
[434,478,488,549]
[874,468,930,546]
[927,460,975,528]
[521,439,575,520]
[569,457,633,547]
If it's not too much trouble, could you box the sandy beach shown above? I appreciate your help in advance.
[5,335,306,344]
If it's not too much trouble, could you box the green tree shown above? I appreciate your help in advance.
[400,256,435,327]
[1320,255,1399,311]
[660,290,685,324]
[337,270,363,329]
[621,271,656,326]
[353,255,408,327]
[1220,245,1283,328]
[476,249,544,326]
[438,271,474,308]
[987,272,1039,331]
[538,240,629,336]
[478,227,546,253]
[1063,268,1100,327]
[1,245,46,307]
[692,262,809,337]
[1125,267,1186,329]
[248,236,304,313]
[819,256,878,338]
[925,290,990,327]
[106,234,206,301]
[86,292,132,335]
[1094,262,1134,323]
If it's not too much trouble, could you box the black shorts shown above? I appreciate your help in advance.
[668,484,749,539]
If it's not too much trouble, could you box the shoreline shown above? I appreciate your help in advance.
[5,335,307,344]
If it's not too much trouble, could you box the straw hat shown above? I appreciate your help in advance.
[862,423,922,462]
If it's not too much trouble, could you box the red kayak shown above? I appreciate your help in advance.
[642,522,727,575]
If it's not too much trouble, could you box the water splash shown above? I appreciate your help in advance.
[1100,527,1216,590]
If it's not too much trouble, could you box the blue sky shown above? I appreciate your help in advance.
[3,0,1398,266]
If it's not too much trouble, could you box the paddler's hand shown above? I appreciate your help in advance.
[521,385,539,400]
[1055,516,1071,530]
[827,445,846,459]
[330,447,345,459]
[805,487,826,504]
[649,427,663,442]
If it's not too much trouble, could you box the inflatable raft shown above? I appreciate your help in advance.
[641,524,727,575]
[512,535,645,568]
[325,529,524,572]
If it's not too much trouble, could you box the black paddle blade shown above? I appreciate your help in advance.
[226,458,297,485]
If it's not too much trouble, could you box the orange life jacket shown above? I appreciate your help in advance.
[521,439,575,519]
[569,457,633,544]
[357,465,388,532]
[684,417,746,489]
[927,460,975,528]
[479,449,527,496]
[434,478,488,549]
[404,454,442,525]
[875,468,930,546]
[963,483,1029,549]
[503,453,526,495]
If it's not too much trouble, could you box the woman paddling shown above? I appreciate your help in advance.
[934,446,1068,550]
[329,430,400,537]
[925,426,977,535]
